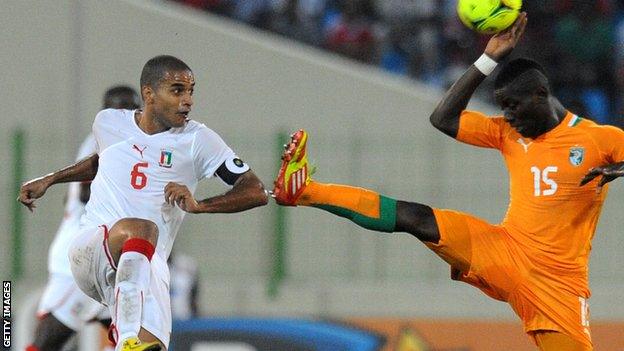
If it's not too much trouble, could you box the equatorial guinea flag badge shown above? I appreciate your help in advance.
[159,149,173,168]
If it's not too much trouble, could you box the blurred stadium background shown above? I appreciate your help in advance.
[2,0,624,350]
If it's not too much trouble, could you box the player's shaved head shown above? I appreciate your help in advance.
[494,58,550,93]
[494,70,551,103]
[103,85,140,109]
[140,55,192,91]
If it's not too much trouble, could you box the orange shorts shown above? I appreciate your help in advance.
[427,208,592,348]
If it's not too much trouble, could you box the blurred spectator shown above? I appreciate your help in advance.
[376,0,443,85]
[270,0,326,45]
[612,2,624,126]
[375,0,435,23]
[323,0,378,63]
[379,27,409,76]
[231,0,272,28]
[553,0,615,124]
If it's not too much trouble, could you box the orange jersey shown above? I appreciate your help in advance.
[457,110,624,295]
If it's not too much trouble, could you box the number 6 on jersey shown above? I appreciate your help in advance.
[131,162,149,190]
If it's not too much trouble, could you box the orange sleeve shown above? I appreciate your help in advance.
[591,125,624,163]
[456,110,506,150]
[603,125,624,163]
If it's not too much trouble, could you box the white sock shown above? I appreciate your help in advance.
[113,251,151,349]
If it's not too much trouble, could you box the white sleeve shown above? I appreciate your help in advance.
[192,127,237,181]
[75,133,97,161]
[92,109,120,154]
[92,110,107,154]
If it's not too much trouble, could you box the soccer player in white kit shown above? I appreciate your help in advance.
[26,86,141,351]
[19,56,269,351]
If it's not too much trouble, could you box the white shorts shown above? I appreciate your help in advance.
[37,273,108,331]
[69,222,172,347]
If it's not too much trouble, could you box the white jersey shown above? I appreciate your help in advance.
[48,134,97,276]
[82,109,239,259]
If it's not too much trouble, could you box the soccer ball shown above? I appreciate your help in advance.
[457,0,522,34]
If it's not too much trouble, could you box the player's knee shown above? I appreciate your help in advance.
[395,201,440,243]
[111,218,159,245]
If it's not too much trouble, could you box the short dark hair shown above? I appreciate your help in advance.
[140,55,192,89]
[103,85,140,109]
[494,58,549,90]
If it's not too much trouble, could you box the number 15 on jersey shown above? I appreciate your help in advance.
[531,166,558,196]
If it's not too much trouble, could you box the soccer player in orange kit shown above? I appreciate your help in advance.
[272,13,624,351]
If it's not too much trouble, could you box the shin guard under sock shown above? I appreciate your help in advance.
[113,238,154,346]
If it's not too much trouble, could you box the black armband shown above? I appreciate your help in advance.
[215,156,250,185]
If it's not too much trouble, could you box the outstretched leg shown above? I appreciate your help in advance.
[273,130,440,243]
[106,218,164,351]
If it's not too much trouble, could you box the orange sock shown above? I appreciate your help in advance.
[297,181,397,232]
[298,182,380,216]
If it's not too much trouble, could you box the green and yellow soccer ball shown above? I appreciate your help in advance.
[457,0,522,34]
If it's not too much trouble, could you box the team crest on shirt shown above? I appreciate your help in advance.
[159,149,173,168]
[569,147,584,166]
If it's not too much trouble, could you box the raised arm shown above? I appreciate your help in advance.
[164,170,268,214]
[18,153,99,211]
[429,13,527,138]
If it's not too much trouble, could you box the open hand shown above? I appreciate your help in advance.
[164,182,201,213]
[484,12,527,61]
[17,176,53,212]
[580,162,624,190]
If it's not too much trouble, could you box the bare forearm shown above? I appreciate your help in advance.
[196,174,268,213]
[47,154,99,185]
[429,65,487,138]
[18,153,99,211]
